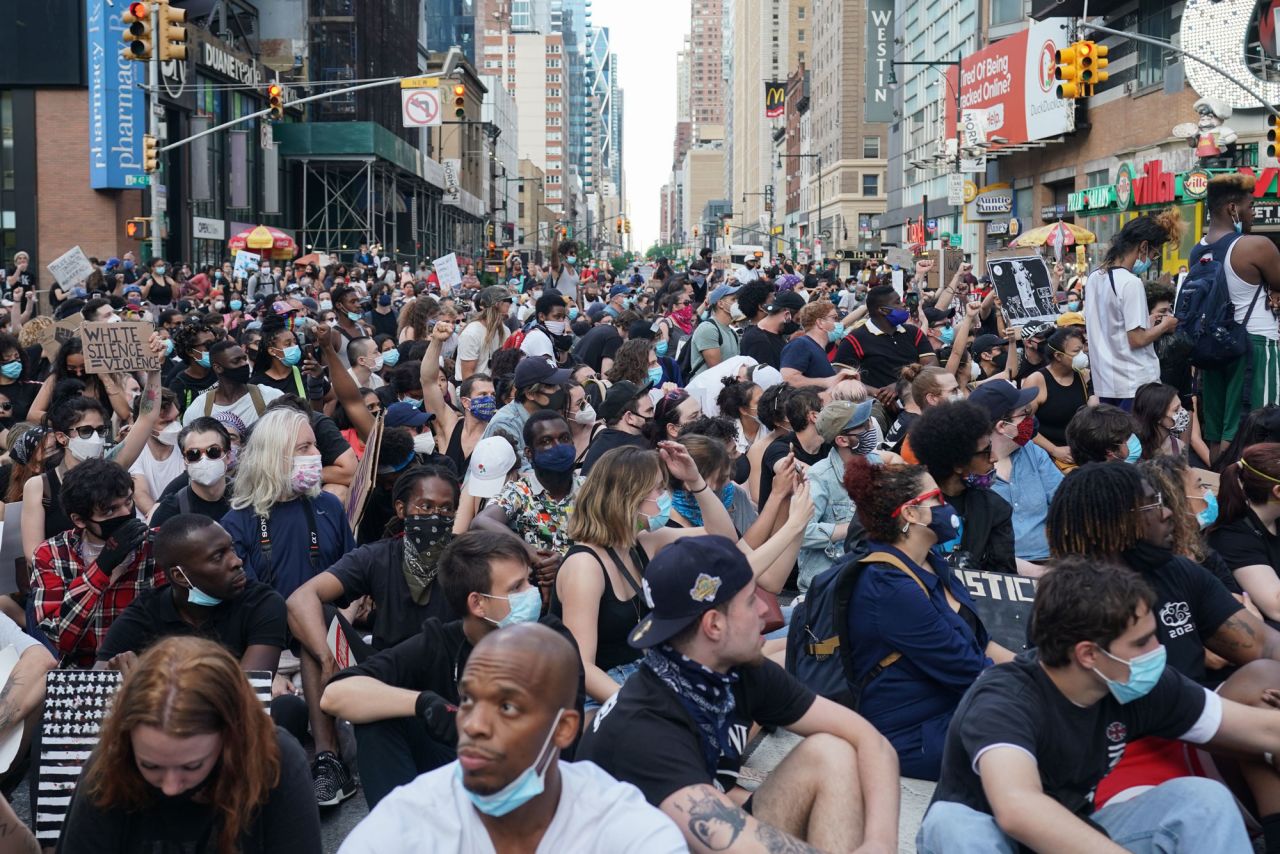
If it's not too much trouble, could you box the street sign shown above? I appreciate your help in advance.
[947,173,965,206]
[400,76,441,90]
[961,155,987,174]
[125,174,151,188]
[950,233,963,247]
[402,88,442,128]
[261,120,274,150]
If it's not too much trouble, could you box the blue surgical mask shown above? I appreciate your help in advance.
[655,340,668,358]
[1132,258,1152,276]
[647,366,664,386]
[1067,300,1080,312]
[280,345,303,367]
[1092,644,1166,704]
[0,361,21,380]
[402,396,423,410]
[481,586,543,628]
[320,300,333,311]
[194,351,211,369]
[382,348,401,368]
[347,311,363,322]
[566,255,577,265]
[828,322,846,343]
[230,299,243,311]
[886,308,910,327]
[1126,433,1142,463]
[1196,489,1219,530]
[568,307,580,321]
[155,266,167,276]
[532,442,577,474]
[939,326,955,345]
[455,709,564,816]
[177,569,222,607]
[641,491,672,532]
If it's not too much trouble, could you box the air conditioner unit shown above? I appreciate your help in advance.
[1124,80,1139,96]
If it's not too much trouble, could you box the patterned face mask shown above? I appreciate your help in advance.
[402,514,454,604]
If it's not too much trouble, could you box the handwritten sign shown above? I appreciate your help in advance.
[81,321,162,374]
[327,615,358,669]
[46,246,94,288]
[432,252,462,291]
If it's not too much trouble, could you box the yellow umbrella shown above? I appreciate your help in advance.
[1010,221,1096,248]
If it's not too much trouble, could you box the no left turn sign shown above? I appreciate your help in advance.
[402,89,442,128]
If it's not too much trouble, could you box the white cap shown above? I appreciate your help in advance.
[464,436,518,499]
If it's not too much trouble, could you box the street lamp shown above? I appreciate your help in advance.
[889,53,965,251]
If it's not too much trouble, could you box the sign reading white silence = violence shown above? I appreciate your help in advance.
[81,321,163,374]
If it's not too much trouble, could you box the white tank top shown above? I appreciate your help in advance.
[1223,239,1279,340]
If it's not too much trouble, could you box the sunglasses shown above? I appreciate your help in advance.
[71,425,110,439]
[0,402,12,413]
[892,488,942,518]
[183,445,226,463]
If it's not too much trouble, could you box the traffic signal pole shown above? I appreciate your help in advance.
[148,0,162,261]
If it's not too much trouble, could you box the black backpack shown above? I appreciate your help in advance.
[675,319,724,377]
[785,550,928,710]
[1171,232,1263,370]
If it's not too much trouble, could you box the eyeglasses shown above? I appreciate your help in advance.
[1133,492,1165,513]
[71,425,110,439]
[408,502,456,517]
[183,445,226,463]
[0,403,13,413]
[892,488,942,518]
[972,444,994,459]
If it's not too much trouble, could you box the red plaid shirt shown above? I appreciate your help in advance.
[31,528,164,667]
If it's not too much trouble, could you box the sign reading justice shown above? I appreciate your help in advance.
[81,321,164,374]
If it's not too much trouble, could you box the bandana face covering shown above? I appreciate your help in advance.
[402,514,453,604]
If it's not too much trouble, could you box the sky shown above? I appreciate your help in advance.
[592,0,689,251]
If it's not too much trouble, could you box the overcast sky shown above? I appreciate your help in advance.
[593,0,689,251]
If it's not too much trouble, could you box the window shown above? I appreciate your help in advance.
[990,0,1022,26]
[1137,0,1174,89]
[798,6,805,17]
[798,30,805,42]
[862,174,879,196]
[863,136,880,158]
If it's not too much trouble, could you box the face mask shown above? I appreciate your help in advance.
[730,303,746,321]
[1126,433,1142,463]
[382,348,401,368]
[188,456,227,487]
[640,491,672,532]
[367,354,384,373]
[194,351,211,369]
[886,308,910,327]
[156,266,167,276]
[413,429,437,455]
[177,568,222,607]
[378,293,392,307]
[914,503,960,545]
[965,468,995,489]
[163,339,175,358]
[939,326,955,345]
[544,319,568,336]
[106,313,122,323]
[647,366,664,386]
[969,361,982,380]
[468,395,498,422]
[1169,408,1191,436]
[654,340,668,358]
[230,299,243,311]
[566,255,577,265]
[290,454,323,493]
[1066,301,1080,311]
[280,345,303,367]
[220,363,252,386]
[155,422,181,447]
[1069,351,1089,371]
[574,403,597,425]
[532,442,576,474]
[1131,258,1152,276]
[320,300,333,311]
[402,397,423,410]
[0,361,20,380]
[481,585,543,629]
[854,425,880,457]
[68,432,106,461]
[1007,416,1036,448]
[1092,643,1166,704]
[780,320,802,337]
[1196,489,1219,529]
[543,387,567,413]
[404,513,454,554]
[827,322,846,343]
[344,310,362,323]
[455,708,564,817]
[567,307,579,321]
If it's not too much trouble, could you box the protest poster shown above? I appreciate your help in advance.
[81,321,163,374]
[955,568,1036,652]
[45,246,94,288]
[0,504,23,596]
[884,246,915,270]
[346,415,384,530]
[432,252,463,291]
[232,250,261,279]
[985,255,1059,324]
[327,616,359,669]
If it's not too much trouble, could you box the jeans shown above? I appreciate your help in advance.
[764,604,795,642]
[353,716,455,808]
[585,660,642,712]
[916,777,1250,853]
[1099,396,1135,412]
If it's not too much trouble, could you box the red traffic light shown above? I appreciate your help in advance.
[128,1,147,16]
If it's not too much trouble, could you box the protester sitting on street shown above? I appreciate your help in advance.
[556,442,737,713]
[1208,443,1280,622]
[1131,381,1194,464]
[320,529,584,808]
[28,336,133,424]
[421,322,493,474]
[31,458,161,666]
[128,388,184,517]
[908,400,1016,574]
[780,301,858,389]
[579,379,655,476]
[0,610,54,791]
[745,383,793,505]
[149,417,233,527]
[915,558,1280,854]
[60,636,321,854]
[181,339,284,429]
[842,455,1013,779]
[1023,326,1094,466]
[887,364,960,456]
[653,387,703,442]
[578,535,901,854]
[834,283,936,402]
[1064,402,1139,466]
[96,513,285,678]
[482,352,572,461]
[337,622,684,853]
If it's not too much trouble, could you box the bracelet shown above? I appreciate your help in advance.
[689,483,709,494]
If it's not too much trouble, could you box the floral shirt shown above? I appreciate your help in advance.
[495,472,582,556]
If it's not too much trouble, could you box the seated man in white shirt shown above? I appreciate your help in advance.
[338,622,685,854]
[180,339,282,429]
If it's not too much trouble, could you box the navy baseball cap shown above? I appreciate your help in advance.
[629,535,755,649]
[967,379,1038,422]
[386,401,434,429]
[513,355,572,389]
[609,284,632,298]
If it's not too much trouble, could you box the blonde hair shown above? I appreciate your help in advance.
[568,446,664,548]
[229,408,318,516]
[797,301,835,330]
[830,379,869,402]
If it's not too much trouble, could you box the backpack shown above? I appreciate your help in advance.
[785,550,928,710]
[502,329,526,350]
[1172,232,1263,370]
[675,319,724,377]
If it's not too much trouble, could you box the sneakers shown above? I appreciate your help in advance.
[312,750,356,807]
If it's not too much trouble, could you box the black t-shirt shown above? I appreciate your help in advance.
[739,325,786,369]
[931,651,1215,819]
[167,369,217,414]
[326,537,456,650]
[572,325,623,373]
[580,428,649,477]
[150,484,232,528]
[578,659,815,806]
[95,581,287,662]
[1209,511,1280,580]
[759,433,827,508]
[0,380,39,422]
[1131,553,1242,685]
[884,410,919,453]
[834,323,935,389]
[367,309,399,339]
[311,411,352,466]
[60,726,318,854]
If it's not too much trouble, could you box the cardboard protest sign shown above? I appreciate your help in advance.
[346,415,384,530]
[432,252,463,291]
[0,505,22,596]
[986,255,1058,324]
[45,246,94,288]
[884,246,915,270]
[81,321,162,374]
[328,616,359,669]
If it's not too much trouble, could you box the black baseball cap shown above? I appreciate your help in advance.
[763,291,805,314]
[922,306,955,326]
[970,333,1004,355]
[629,535,755,648]
[597,379,653,422]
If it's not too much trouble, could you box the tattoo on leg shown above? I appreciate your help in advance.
[754,822,822,854]
[681,788,747,850]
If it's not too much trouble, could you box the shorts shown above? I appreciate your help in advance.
[585,660,642,712]
[1202,333,1280,443]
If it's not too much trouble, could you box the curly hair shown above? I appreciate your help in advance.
[756,383,794,431]
[1032,556,1155,667]
[908,401,993,483]
[82,637,281,854]
[1138,456,1205,561]
[606,338,654,385]
[843,456,929,543]
[1047,461,1149,558]
[1103,207,1187,267]
[797,301,835,330]
[716,378,759,420]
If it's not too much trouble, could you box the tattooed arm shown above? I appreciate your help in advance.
[112,358,164,471]
[660,784,822,854]
[0,644,55,737]
[1206,608,1280,665]
[0,792,38,854]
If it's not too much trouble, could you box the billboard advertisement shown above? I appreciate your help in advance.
[944,18,1074,147]
[85,0,147,189]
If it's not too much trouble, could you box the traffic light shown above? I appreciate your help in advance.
[453,85,466,120]
[724,223,731,237]
[157,0,187,62]
[1054,42,1083,99]
[142,134,159,173]
[624,220,631,234]
[1269,113,1279,159]
[121,2,152,61]
[267,84,284,120]
[125,218,152,241]
[1090,44,1109,93]
[615,217,622,234]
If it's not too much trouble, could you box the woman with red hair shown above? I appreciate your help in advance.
[60,636,319,854]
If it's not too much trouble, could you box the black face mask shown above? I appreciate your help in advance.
[93,513,133,542]
[1121,541,1175,569]
[543,387,568,413]
[219,364,252,385]
[779,321,802,337]
[405,513,454,554]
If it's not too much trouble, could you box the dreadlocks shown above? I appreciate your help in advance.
[1047,462,1148,559]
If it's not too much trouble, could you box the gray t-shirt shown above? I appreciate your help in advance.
[690,318,740,376]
